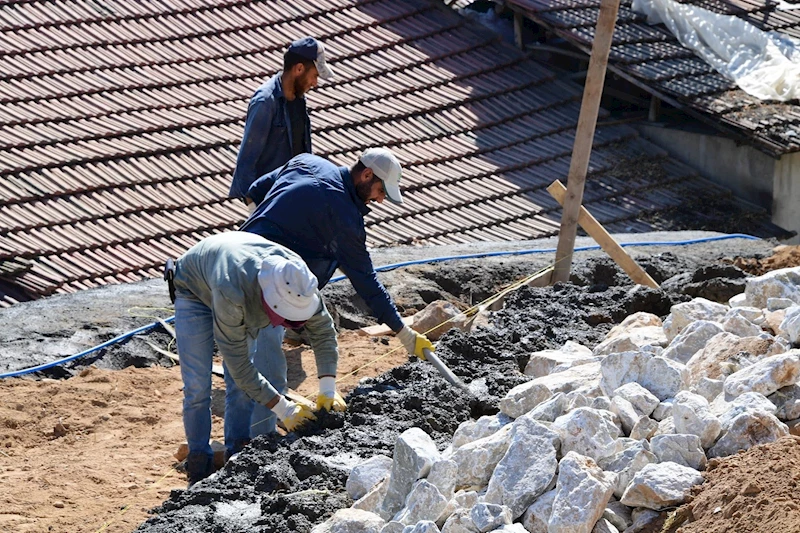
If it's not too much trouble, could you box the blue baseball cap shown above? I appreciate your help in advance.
[286,36,334,80]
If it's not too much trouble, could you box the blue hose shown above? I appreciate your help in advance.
[0,233,760,379]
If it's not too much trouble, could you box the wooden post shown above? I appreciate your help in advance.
[514,12,524,50]
[648,95,661,122]
[547,180,659,288]
[552,0,621,284]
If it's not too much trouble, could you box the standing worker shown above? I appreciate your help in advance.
[239,149,435,378]
[229,36,334,209]
[170,231,345,486]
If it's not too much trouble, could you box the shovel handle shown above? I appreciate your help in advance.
[422,348,469,392]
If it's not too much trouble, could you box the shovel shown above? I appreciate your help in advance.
[422,347,471,393]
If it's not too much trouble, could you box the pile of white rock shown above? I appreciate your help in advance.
[312,266,800,533]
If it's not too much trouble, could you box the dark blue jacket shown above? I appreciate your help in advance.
[240,154,404,332]
[229,73,312,199]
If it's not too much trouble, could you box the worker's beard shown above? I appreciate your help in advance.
[293,70,314,98]
[355,179,373,204]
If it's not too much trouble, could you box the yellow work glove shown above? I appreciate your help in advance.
[316,376,347,412]
[270,396,316,432]
[397,325,434,360]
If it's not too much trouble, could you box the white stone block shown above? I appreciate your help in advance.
[672,391,721,449]
[728,293,747,307]
[548,452,616,533]
[769,385,800,420]
[592,326,668,357]
[592,518,620,533]
[521,489,556,533]
[597,441,657,499]
[440,509,477,533]
[348,455,394,500]
[452,414,511,450]
[428,459,458,501]
[552,407,622,462]
[313,508,386,533]
[451,425,512,488]
[712,392,777,430]
[686,332,788,388]
[521,362,603,399]
[768,298,796,311]
[650,434,707,471]
[620,462,703,510]
[394,480,448,526]
[779,306,800,344]
[402,521,440,533]
[693,377,724,402]
[484,435,557,519]
[524,341,594,377]
[437,490,479,528]
[722,314,762,338]
[381,428,442,520]
[613,382,660,417]
[661,321,724,364]
[663,298,729,342]
[602,501,632,532]
[610,396,640,436]
[606,312,662,339]
[651,399,674,421]
[744,266,800,308]
[629,416,658,441]
[470,503,512,533]
[499,382,553,419]
[723,351,800,398]
[708,411,789,458]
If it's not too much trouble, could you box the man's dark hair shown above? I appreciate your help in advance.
[350,160,367,177]
[284,51,315,72]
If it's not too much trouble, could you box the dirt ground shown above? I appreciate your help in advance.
[0,234,797,533]
[0,332,409,533]
[731,244,800,275]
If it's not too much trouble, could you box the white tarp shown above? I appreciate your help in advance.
[632,0,800,101]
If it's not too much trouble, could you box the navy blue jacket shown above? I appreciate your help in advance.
[240,154,404,332]
[229,73,312,199]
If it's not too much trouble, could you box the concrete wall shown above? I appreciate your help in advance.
[773,151,800,244]
[636,123,800,242]
[636,123,776,210]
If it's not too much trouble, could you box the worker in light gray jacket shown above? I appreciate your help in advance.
[172,231,343,486]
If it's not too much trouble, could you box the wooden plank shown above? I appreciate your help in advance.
[552,0,622,283]
[148,340,315,407]
[358,316,414,337]
[547,180,659,288]
[147,341,225,376]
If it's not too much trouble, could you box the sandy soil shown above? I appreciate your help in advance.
[0,332,408,533]
[1,234,796,533]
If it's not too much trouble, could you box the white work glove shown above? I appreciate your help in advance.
[269,396,316,432]
[316,376,347,412]
[397,325,434,360]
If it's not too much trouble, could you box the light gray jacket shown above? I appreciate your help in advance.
[173,231,338,405]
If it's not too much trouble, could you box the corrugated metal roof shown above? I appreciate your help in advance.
[502,0,800,155]
[0,0,781,306]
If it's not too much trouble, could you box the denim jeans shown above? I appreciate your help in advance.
[175,297,286,456]
[250,324,286,436]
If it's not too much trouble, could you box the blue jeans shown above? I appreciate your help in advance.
[175,297,286,456]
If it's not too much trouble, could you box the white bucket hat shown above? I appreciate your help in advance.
[360,147,403,205]
[257,256,320,321]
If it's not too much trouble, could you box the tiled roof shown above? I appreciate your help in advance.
[0,0,781,307]
[501,0,800,155]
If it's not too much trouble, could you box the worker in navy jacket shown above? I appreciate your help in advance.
[228,36,333,208]
[240,149,435,399]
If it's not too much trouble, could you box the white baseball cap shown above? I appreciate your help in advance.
[257,256,320,321]
[360,147,403,205]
